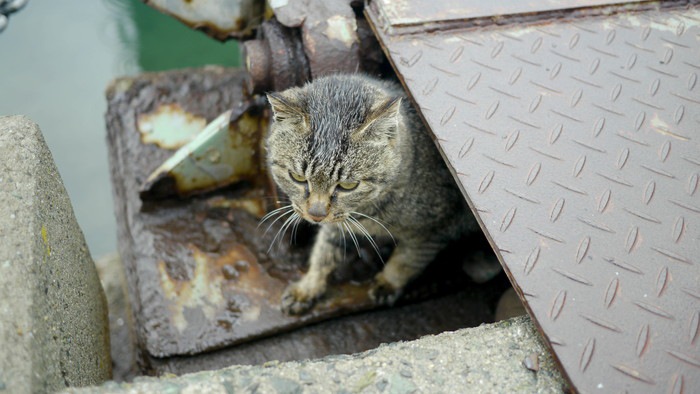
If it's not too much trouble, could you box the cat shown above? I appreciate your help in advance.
[264,74,476,315]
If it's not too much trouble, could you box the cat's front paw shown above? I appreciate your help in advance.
[368,274,403,306]
[281,281,322,315]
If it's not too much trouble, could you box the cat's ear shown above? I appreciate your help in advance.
[354,97,402,140]
[267,92,303,123]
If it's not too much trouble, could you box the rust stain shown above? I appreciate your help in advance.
[158,243,261,332]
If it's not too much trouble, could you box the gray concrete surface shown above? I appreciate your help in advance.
[95,253,139,383]
[0,116,112,393]
[64,315,567,393]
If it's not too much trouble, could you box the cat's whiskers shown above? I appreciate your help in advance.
[343,221,362,260]
[258,196,293,211]
[336,223,347,263]
[279,213,299,248]
[347,216,385,265]
[268,212,300,253]
[350,211,395,245]
[258,204,293,227]
[259,196,292,203]
[290,215,303,245]
[261,208,295,239]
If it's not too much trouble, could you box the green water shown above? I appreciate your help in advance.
[0,0,241,257]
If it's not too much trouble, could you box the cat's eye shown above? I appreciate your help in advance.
[289,171,307,183]
[337,181,359,191]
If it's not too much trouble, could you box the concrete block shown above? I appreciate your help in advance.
[0,116,111,393]
[64,315,567,393]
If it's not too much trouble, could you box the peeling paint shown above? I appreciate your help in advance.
[140,106,268,198]
[325,15,358,48]
[144,0,265,40]
[137,104,206,150]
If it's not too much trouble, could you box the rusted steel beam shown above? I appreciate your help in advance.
[105,67,505,372]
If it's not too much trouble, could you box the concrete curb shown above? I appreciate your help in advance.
[0,115,112,393]
[65,315,567,393]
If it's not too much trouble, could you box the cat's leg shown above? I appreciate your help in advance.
[369,240,443,305]
[281,225,344,314]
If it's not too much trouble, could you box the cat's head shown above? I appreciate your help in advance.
[266,75,403,224]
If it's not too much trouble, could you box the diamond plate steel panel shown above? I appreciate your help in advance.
[375,0,646,30]
[368,1,700,392]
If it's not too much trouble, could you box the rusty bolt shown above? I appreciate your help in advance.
[242,19,311,94]
[243,39,272,93]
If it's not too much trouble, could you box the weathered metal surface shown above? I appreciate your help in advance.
[140,102,268,199]
[368,0,700,392]
[371,0,647,34]
[242,18,312,93]
[147,284,504,375]
[244,0,388,93]
[273,0,363,77]
[105,66,504,364]
[142,0,265,40]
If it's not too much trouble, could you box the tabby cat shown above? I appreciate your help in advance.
[265,74,475,314]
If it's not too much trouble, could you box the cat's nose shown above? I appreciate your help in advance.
[308,202,329,222]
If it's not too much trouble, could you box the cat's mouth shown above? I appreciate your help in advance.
[290,200,344,224]
[301,214,347,224]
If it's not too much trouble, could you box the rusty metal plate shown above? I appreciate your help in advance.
[368,1,700,392]
[143,0,265,40]
[146,285,502,375]
[105,67,503,360]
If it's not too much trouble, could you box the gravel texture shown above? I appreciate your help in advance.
[65,316,567,394]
